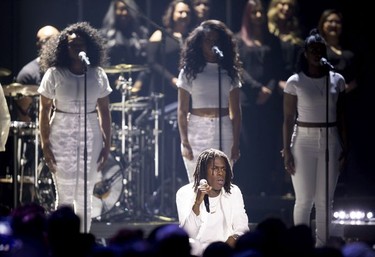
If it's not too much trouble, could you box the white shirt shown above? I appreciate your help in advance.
[284,71,345,123]
[38,67,112,113]
[177,62,241,109]
[176,182,249,256]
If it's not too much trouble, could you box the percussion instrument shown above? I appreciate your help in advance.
[92,154,125,219]
[110,96,151,113]
[2,83,39,97]
[10,121,37,136]
[104,64,148,74]
[35,154,126,219]
[36,160,57,213]
[0,67,11,77]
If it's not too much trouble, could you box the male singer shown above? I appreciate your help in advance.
[176,148,249,256]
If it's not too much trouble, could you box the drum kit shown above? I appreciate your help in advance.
[91,63,169,221]
[1,81,41,208]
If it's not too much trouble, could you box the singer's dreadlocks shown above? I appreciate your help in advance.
[192,148,233,194]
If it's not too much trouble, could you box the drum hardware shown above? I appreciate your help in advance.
[6,90,41,208]
[2,83,39,97]
[0,175,34,184]
[93,169,123,199]
[103,64,148,74]
[0,67,11,77]
[105,71,168,221]
[91,154,135,221]
[110,97,151,113]
[8,121,40,207]
[149,92,164,178]
[36,160,57,214]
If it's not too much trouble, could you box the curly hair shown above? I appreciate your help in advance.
[39,21,107,73]
[192,148,233,194]
[179,19,243,85]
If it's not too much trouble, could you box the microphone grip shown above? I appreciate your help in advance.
[204,194,210,213]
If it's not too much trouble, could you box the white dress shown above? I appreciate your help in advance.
[38,67,112,231]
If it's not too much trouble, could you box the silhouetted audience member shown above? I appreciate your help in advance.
[255,217,288,256]
[106,227,153,256]
[47,205,97,257]
[203,241,235,257]
[282,224,315,257]
[234,230,265,255]
[9,203,48,257]
[314,246,344,257]
[108,227,144,245]
[342,242,375,257]
[148,223,192,257]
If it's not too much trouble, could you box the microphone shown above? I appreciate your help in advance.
[78,51,91,66]
[93,179,111,199]
[199,179,210,213]
[320,57,334,70]
[93,170,122,198]
[211,46,224,60]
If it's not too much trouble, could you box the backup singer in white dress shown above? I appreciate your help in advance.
[177,20,242,182]
[38,22,112,232]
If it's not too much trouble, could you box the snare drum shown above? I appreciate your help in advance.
[10,121,37,136]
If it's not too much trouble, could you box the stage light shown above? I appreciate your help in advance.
[333,209,374,222]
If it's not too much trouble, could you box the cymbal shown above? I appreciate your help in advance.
[104,64,148,74]
[3,83,39,97]
[0,67,11,77]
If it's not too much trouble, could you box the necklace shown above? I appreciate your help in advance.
[310,76,326,96]
[209,194,221,214]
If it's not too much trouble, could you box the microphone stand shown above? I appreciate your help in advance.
[324,69,330,243]
[82,63,88,233]
[217,63,222,151]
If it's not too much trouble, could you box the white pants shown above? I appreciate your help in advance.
[181,114,233,182]
[291,125,342,246]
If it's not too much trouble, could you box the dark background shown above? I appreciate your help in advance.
[0,0,374,220]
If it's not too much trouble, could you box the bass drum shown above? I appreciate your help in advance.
[36,154,125,220]
[92,154,125,220]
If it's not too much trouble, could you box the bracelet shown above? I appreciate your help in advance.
[231,234,239,240]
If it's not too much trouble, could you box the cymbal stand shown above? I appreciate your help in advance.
[34,96,40,189]
[117,74,133,160]
[150,93,164,178]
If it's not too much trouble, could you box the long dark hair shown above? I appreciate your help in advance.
[179,19,243,85]
[192,148,233,194]
[101,0,145,37]
[39,21,106,72]
[162,0,197,36]
[317,9,344,41]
